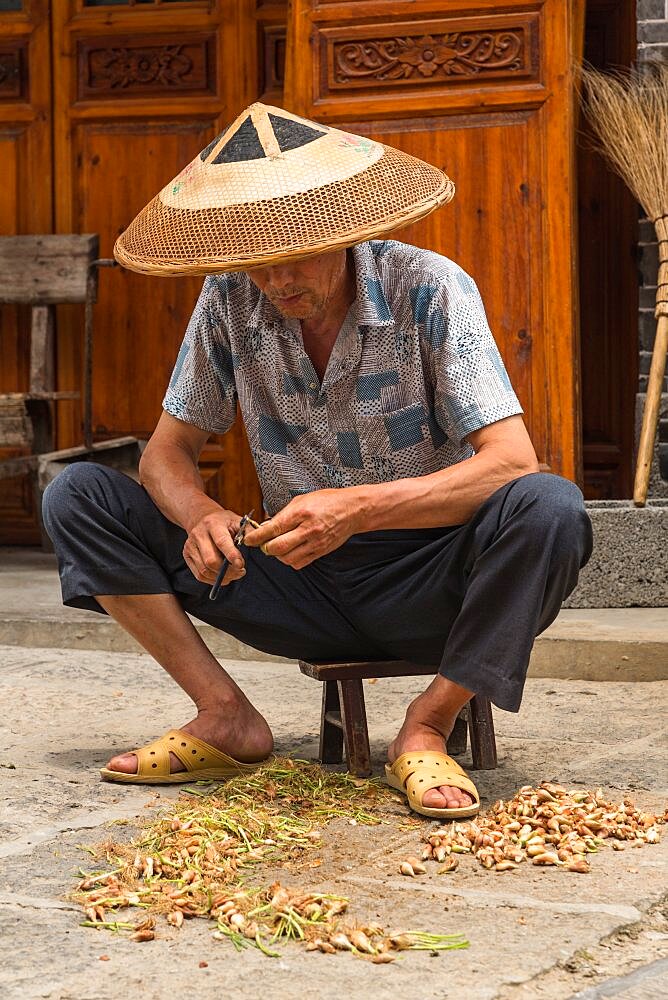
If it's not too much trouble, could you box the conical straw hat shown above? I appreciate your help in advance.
[114,103,454,276]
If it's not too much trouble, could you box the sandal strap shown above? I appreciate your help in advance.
[392,750,466,784]
[133,729,259,779]
[135,735,173,778]
[391,751,480,808]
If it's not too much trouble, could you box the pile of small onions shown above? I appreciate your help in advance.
[400,781,664,877]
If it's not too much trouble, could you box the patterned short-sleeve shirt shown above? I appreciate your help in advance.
[163,240,523,516]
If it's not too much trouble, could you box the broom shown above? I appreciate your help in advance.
[580,63,668,506]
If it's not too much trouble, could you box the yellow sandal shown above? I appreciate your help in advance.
[100,729,270,785]
[385,750,480,820]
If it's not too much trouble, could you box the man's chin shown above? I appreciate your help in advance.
[272,299,319,320]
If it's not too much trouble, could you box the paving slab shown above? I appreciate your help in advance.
[0,646,666,999]
[572,958,668,999]
[1,548,667,680]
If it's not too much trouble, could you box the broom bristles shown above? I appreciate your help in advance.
[580,63,668,223]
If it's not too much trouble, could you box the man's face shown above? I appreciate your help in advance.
[246,250,349,321]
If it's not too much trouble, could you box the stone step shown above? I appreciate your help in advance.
[1,548,666,681]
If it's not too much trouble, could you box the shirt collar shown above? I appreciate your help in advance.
[350,242,395,329]
[246,285,291,337]
[245,241,395,338]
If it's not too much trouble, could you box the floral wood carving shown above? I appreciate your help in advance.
[90,46,193,89]
[334,30,527,85]
[78,37,214,98]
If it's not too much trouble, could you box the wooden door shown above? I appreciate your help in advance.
[0,0,52,543]
[285,0,585,482]
[50,0,262,516]
[578,0,638,499]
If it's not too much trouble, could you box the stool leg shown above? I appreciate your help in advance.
[337,678,371,777]
[446,711,468,757]
[320,681,344,765]
[468,695,497,770]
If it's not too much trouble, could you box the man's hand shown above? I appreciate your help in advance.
[244,489,362,569]
[183,509,247,586]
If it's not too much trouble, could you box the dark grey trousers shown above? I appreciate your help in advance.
[42,465,592,713]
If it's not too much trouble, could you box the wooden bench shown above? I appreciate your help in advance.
[0,235,100,466]
[298,659,497,778]
[0,235,120,546]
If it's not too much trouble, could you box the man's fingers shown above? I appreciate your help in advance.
[257,525,309,558]
[183,543,210,583]
[182,509,251,586]
[183,538,216,582]
[184,536,245,584]
[218,563,247,586]
[198,528,242,571]
[184,545,245,585]
[273,540,319,570]
[244,516,286,549]
[209,527,245,570]
[189,520,245,573]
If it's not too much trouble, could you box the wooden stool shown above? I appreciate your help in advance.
[298,659,497,778]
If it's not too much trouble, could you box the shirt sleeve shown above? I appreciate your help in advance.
[162,276,238,435]
[426,272,524,447]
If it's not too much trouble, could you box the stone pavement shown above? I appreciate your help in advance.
[1,644,666,1000]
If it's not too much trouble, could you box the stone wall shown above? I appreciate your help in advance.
[565,499,668,608]
[637,0,668,59]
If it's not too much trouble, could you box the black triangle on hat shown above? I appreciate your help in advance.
[213,116,265,164]
[199,129,227,162]
[267,113,326,152]
[199,103,328,165]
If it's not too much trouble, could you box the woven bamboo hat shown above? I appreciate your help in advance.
[114,103,454,276]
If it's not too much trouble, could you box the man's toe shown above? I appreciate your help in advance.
[106,752,138,774]
[421,785,474,810]
[105,750,186,775]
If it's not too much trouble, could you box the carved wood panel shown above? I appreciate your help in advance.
[255,0,288,103]
[296,5,546,118]
[325,16,539,93]
[260,24,286,99]
[77,34,216,99]
[0,42,25,99]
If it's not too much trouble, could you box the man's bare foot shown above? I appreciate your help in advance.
[105,697,274,776]
[388,677,476,811]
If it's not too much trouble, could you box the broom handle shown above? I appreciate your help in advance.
[634,219,668,507]
[634,313,667,505]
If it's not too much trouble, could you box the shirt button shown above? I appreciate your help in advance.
[309,382,317,389]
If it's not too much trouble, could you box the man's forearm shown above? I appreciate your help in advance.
[352,445,538,533]
[139,440,221,533]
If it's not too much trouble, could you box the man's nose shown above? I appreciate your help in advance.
[266,264,298,285]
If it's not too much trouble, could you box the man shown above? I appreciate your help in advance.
[43,104,592,820]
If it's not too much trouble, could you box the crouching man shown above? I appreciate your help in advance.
[43,103,592,820]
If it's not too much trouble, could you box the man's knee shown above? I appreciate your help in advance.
[512,471,583,512]
[42,462,116,531]
[509,472,592,564]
